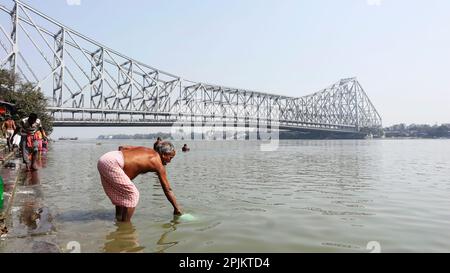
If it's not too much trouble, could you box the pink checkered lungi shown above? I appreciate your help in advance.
[97,151,139,208]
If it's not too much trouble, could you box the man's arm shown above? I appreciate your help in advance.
[11,122,21,139]
[157,166,182,215]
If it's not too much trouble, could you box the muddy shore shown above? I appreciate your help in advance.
[0,146,60,253]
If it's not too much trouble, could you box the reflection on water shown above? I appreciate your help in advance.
[15,158,55,236]
[90,215,187,253]
[36,139,450,252]
[156,217,182,253]
[23,169,41,186]
[101,215,183,253]
[103,222,145,253]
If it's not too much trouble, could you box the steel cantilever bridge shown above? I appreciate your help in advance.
[0,0,382,137]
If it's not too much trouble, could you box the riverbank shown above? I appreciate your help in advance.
[0,145,59,253]
[0,145,18,238]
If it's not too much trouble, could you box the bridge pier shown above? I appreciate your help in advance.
[257,118,260,140]
[223,115,227,141]
[233,115,238,140]
[244,116,249,140]
[201,116,205,140]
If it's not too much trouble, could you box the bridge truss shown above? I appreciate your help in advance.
[0,0,382,135]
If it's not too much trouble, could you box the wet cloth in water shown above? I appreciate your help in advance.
[97,151,139,208]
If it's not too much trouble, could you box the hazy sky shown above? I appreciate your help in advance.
[13,0,450,138]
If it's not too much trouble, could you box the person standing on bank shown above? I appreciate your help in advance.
[2,116,16,152]
[12,113,47,171]
[97,141,182,222]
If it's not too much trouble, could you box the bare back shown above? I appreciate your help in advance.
[120,146,163,180]
[116,144,182,215]
[3,120,15,130]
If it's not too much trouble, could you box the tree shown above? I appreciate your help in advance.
[0,69,53,134]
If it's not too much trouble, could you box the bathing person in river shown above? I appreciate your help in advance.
[182,144,190,152]
[97,141,182,222]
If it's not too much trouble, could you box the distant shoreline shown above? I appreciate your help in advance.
[92,136,450,141]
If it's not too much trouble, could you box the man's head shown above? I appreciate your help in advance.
[28,113,38,124]
[157,141,176,165]
[157,137,162,141]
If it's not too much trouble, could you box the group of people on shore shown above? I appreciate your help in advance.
[1,113,48,171]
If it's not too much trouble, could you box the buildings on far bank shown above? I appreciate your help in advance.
[384,124,450,138]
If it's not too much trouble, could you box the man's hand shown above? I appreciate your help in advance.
[174,208,183,216]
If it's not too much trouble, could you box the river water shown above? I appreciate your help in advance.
[33,139,450,252]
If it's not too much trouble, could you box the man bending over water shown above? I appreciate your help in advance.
[97,141,182,222]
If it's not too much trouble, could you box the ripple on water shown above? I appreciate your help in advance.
[37,139,450,252]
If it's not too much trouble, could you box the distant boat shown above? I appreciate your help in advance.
[58,137,78,141]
